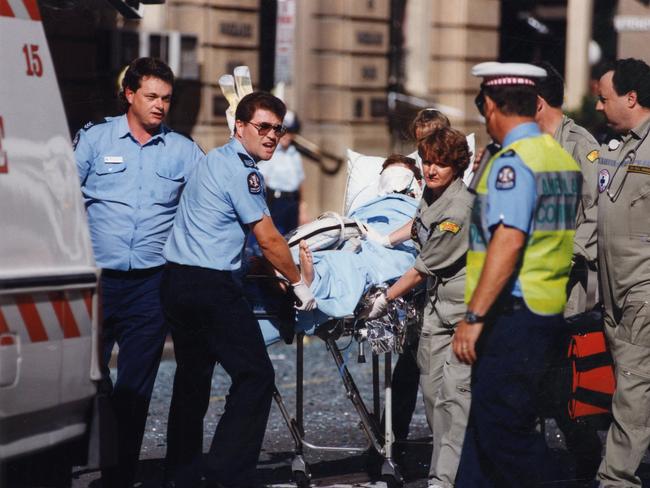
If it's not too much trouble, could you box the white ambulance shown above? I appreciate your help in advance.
[0,0,102,483]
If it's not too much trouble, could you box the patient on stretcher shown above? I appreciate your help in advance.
[249,155,423,341]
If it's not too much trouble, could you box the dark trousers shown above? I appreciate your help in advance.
[100,269,167,488]
[162,264,275,487]
[267,193,299,236]
[456,304,566,488]
[386,343,420,441]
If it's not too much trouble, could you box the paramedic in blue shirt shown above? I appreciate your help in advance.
[452,63,580,486]
[161,91,316,487]
[257,110,306,234]
[73,57,204,488]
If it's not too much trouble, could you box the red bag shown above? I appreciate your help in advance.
[566,309,616,420]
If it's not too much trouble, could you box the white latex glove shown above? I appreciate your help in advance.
[358,222,392,248]
[359,291,389,320]
[292,279,317,311]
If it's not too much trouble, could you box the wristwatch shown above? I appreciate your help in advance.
[464,310,485,324]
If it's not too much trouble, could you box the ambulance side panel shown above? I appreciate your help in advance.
[0,2,100,461]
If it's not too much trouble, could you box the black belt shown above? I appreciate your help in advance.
[102,265,164,279]
[494,295,527,314]
[165,261,231,275]
[267,188,299,199]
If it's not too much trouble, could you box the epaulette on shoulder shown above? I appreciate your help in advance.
[80,118,109,132]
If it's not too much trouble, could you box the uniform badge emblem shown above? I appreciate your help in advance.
[608,139,621,151]
[438,221,460,234]
[247,172,262,194]
[586,150,599,163]
[238,152,256,168]
[495,165,516,190]
[598,169,610,193]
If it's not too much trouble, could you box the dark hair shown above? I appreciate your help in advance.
[535,61,564,108]
[120,57,174,107]
[235,92,287,123]
[481,84,538,117]
[410,109,451,140]
[611,58,650,108]
[418,127,471,175]
[381,154,422,181]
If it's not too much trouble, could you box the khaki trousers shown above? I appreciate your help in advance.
[417,303,471,487]
[597,297,650,488]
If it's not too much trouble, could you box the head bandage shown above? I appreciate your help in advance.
[378,166,422,200]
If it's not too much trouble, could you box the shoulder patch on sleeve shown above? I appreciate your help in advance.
[495,165,516,190]
[438,221,461,234]
[72,130,81,150]
[586,149,599,162]
[238,152,257,168]
[247,172,262,194]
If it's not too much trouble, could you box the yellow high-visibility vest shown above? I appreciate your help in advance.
[466,134,581,315]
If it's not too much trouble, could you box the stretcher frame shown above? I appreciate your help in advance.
[271,319,403,487]
[249,280,404,487]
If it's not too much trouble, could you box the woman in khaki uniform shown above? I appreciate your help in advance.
[363,127,474,488]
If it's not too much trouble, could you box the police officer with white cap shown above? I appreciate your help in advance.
[161,91,315,487]
[452,62,580,486]
[594,58,650,488]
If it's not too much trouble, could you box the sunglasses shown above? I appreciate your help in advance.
[474,91,486,116]
[247,121,287,137]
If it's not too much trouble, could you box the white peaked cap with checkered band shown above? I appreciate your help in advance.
[472,62,547,87]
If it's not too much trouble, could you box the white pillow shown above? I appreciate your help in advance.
[342,149,385,215]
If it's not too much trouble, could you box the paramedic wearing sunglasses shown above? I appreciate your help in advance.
[452,63,580,487]
[161,92,316,487]
[73,58,205,488]
[594,58,650,488]
[362,127,474,488]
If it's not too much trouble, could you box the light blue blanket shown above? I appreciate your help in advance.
[257,194,418,344]
[292,194,418,333]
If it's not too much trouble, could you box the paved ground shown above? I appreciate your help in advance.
[64,336,650,488]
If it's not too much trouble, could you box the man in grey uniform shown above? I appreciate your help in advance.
[595,58,650,488]
[535,62,600,315]
[534,61,602,486]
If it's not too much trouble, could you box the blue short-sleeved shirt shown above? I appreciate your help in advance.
[74,114,205,270]
[164,138,271,270]
[257,144,305,192]
[486,122,539,296]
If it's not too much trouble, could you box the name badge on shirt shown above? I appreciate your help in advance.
[104,156,124,164]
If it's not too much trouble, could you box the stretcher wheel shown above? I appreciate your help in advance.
[293,470,311,488]
[380,474,403,488]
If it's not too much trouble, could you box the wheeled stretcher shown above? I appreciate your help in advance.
[239,150,429,486]
[244,272,420,487]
